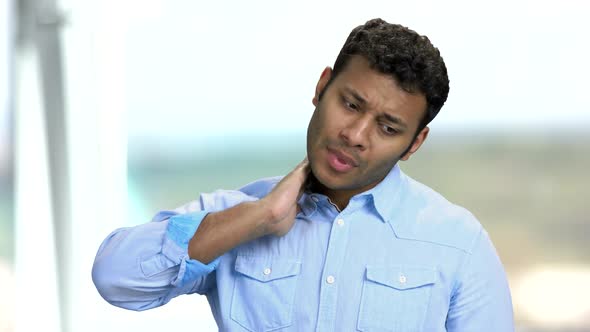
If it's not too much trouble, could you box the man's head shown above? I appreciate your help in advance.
[320,18,449,136]
[322,18,449,134]
[306,18,449,207]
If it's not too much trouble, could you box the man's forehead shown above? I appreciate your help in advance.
[334,57,405,98]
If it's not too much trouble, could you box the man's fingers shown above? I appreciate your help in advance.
[292,157,311,181]
[293,157,309,173]
[278,157,310,190]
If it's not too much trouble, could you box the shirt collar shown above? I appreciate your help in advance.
[299,164,404,222]
[298,192,320,217]
[360,164,403,223]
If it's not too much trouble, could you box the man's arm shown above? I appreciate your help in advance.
[188,158,310,263]
[92,159,309,310]
[445,228,514,331]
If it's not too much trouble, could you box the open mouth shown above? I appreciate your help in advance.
[326,147,358,172]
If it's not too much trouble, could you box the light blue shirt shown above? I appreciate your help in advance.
[92,165,514,331]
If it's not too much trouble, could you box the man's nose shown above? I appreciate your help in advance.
[339,115,370,150]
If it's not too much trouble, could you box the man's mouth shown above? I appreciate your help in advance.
[326,147,359,173]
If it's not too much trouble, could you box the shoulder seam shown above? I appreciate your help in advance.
[449,227,484,297]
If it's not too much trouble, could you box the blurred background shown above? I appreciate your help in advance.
[1,0,589,331]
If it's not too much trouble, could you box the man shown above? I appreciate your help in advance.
[92,18,514,331]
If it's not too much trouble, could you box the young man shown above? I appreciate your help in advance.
[93,18,514,331]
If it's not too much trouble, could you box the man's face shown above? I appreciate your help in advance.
[306,56,429,203]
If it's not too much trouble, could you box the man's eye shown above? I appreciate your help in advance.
[381,124,398,135]
[343,100,358,111]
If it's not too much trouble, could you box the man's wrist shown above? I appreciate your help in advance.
[250,199,280,237]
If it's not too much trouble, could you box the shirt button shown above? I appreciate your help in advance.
[311,196,319,202]
[336,218,344,226]
[263,268,271,275]
[326,275,335,284]
[399,275,407,284]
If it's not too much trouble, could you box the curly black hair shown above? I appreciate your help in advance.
[325,18,450,131]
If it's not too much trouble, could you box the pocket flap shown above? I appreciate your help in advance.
[235,255,302,282]
[365,265,437,290]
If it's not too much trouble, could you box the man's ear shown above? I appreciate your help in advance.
[312,66,333,106]
[400,126,429,161]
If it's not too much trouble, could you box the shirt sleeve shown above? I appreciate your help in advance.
[445,228,515,331]
[91,210,217,311]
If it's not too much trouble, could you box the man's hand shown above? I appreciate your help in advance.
[260,158,310,237]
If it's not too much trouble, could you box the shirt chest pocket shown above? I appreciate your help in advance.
[231,255,302,332]
[358,265,437,332]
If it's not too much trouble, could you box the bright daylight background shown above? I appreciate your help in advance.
[1,0,589,331]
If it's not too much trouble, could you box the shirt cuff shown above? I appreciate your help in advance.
[164,211,221,287]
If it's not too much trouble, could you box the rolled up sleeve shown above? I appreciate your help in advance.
[92,187,265,311]
[92,210,217,311]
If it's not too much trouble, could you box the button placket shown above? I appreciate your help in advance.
[315,212,351,332]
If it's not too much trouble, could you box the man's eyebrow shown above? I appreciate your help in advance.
[343,86,368,105]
